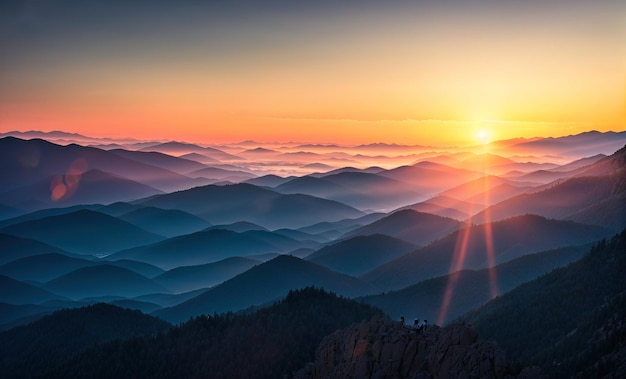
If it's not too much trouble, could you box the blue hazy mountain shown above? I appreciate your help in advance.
[0,204,102,229]
[0,275,64,304]
[305,234,417,276]
[0,169,163,211]
[0,253,165,283]
[206,221,268,232]
[0,253,94,282]
[0,233,68,265]
[154,257,261,293]
[118,206,211,237]
[296,212,385,240]
[362,214,612,291]
[103,259,165,278]
[0,209,164,255]
[135,183,364,229]
[154,255,376,323]
[110,229,301,269]
[45,265,169,299]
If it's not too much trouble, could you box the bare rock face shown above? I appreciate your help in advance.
[295,315,508,379]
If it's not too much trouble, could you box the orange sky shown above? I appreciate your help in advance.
[1,1,624,146]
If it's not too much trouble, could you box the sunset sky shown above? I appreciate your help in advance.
[1,0,624,146]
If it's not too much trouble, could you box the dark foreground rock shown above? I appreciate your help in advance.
[295,315,534,379]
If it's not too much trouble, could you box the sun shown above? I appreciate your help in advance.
[476,129,490,144]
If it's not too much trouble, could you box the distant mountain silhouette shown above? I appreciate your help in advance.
[1,169,163,211]
[243,174,293,187]
[343,209,463,246]
[362,243,590,324]
[136,183,364,229]
[118,206,210,237]
[140,141,242,161]
[438,175,533,205]
[46,265,169,299]
[307,171,423,211]
[399,195,485,221]
[0,303,170,378]
[297,212,386,240]
[154,255,376,323]
[508,130,626,157]
[274,171,421,211]
[306,234,417,276]
[206,221,268,232]
[97,201,144,216]
[311,166,385,178]
[0,209,163,255]
[378,162,481,196]
[154,257,261,293]
[103,259,165,278]
[109,148,206,174]
[0,233,67,264]
[178,152,219,164]
[271,228,330,245]
[362,214,612,291]
[0,275,63,304]
[189,166,256,182]
[110,229,300,269]
[0,253,94,282]
[0,137,200,196]
[471,146,626,226]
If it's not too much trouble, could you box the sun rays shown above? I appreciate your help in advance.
[437,155,500,325]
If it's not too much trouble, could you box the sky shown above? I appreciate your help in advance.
[1,0,624,146]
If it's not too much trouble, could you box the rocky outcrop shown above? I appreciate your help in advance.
[295,315,510,379]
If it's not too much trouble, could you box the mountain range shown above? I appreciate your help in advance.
[0,130,624,377]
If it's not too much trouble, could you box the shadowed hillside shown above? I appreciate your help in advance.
[43,288,380,379]
[464,230,626,378]
[0,303,171,378]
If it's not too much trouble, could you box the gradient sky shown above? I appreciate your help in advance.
[1,0,624,145]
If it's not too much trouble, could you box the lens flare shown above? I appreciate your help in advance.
[49,158,89,201]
